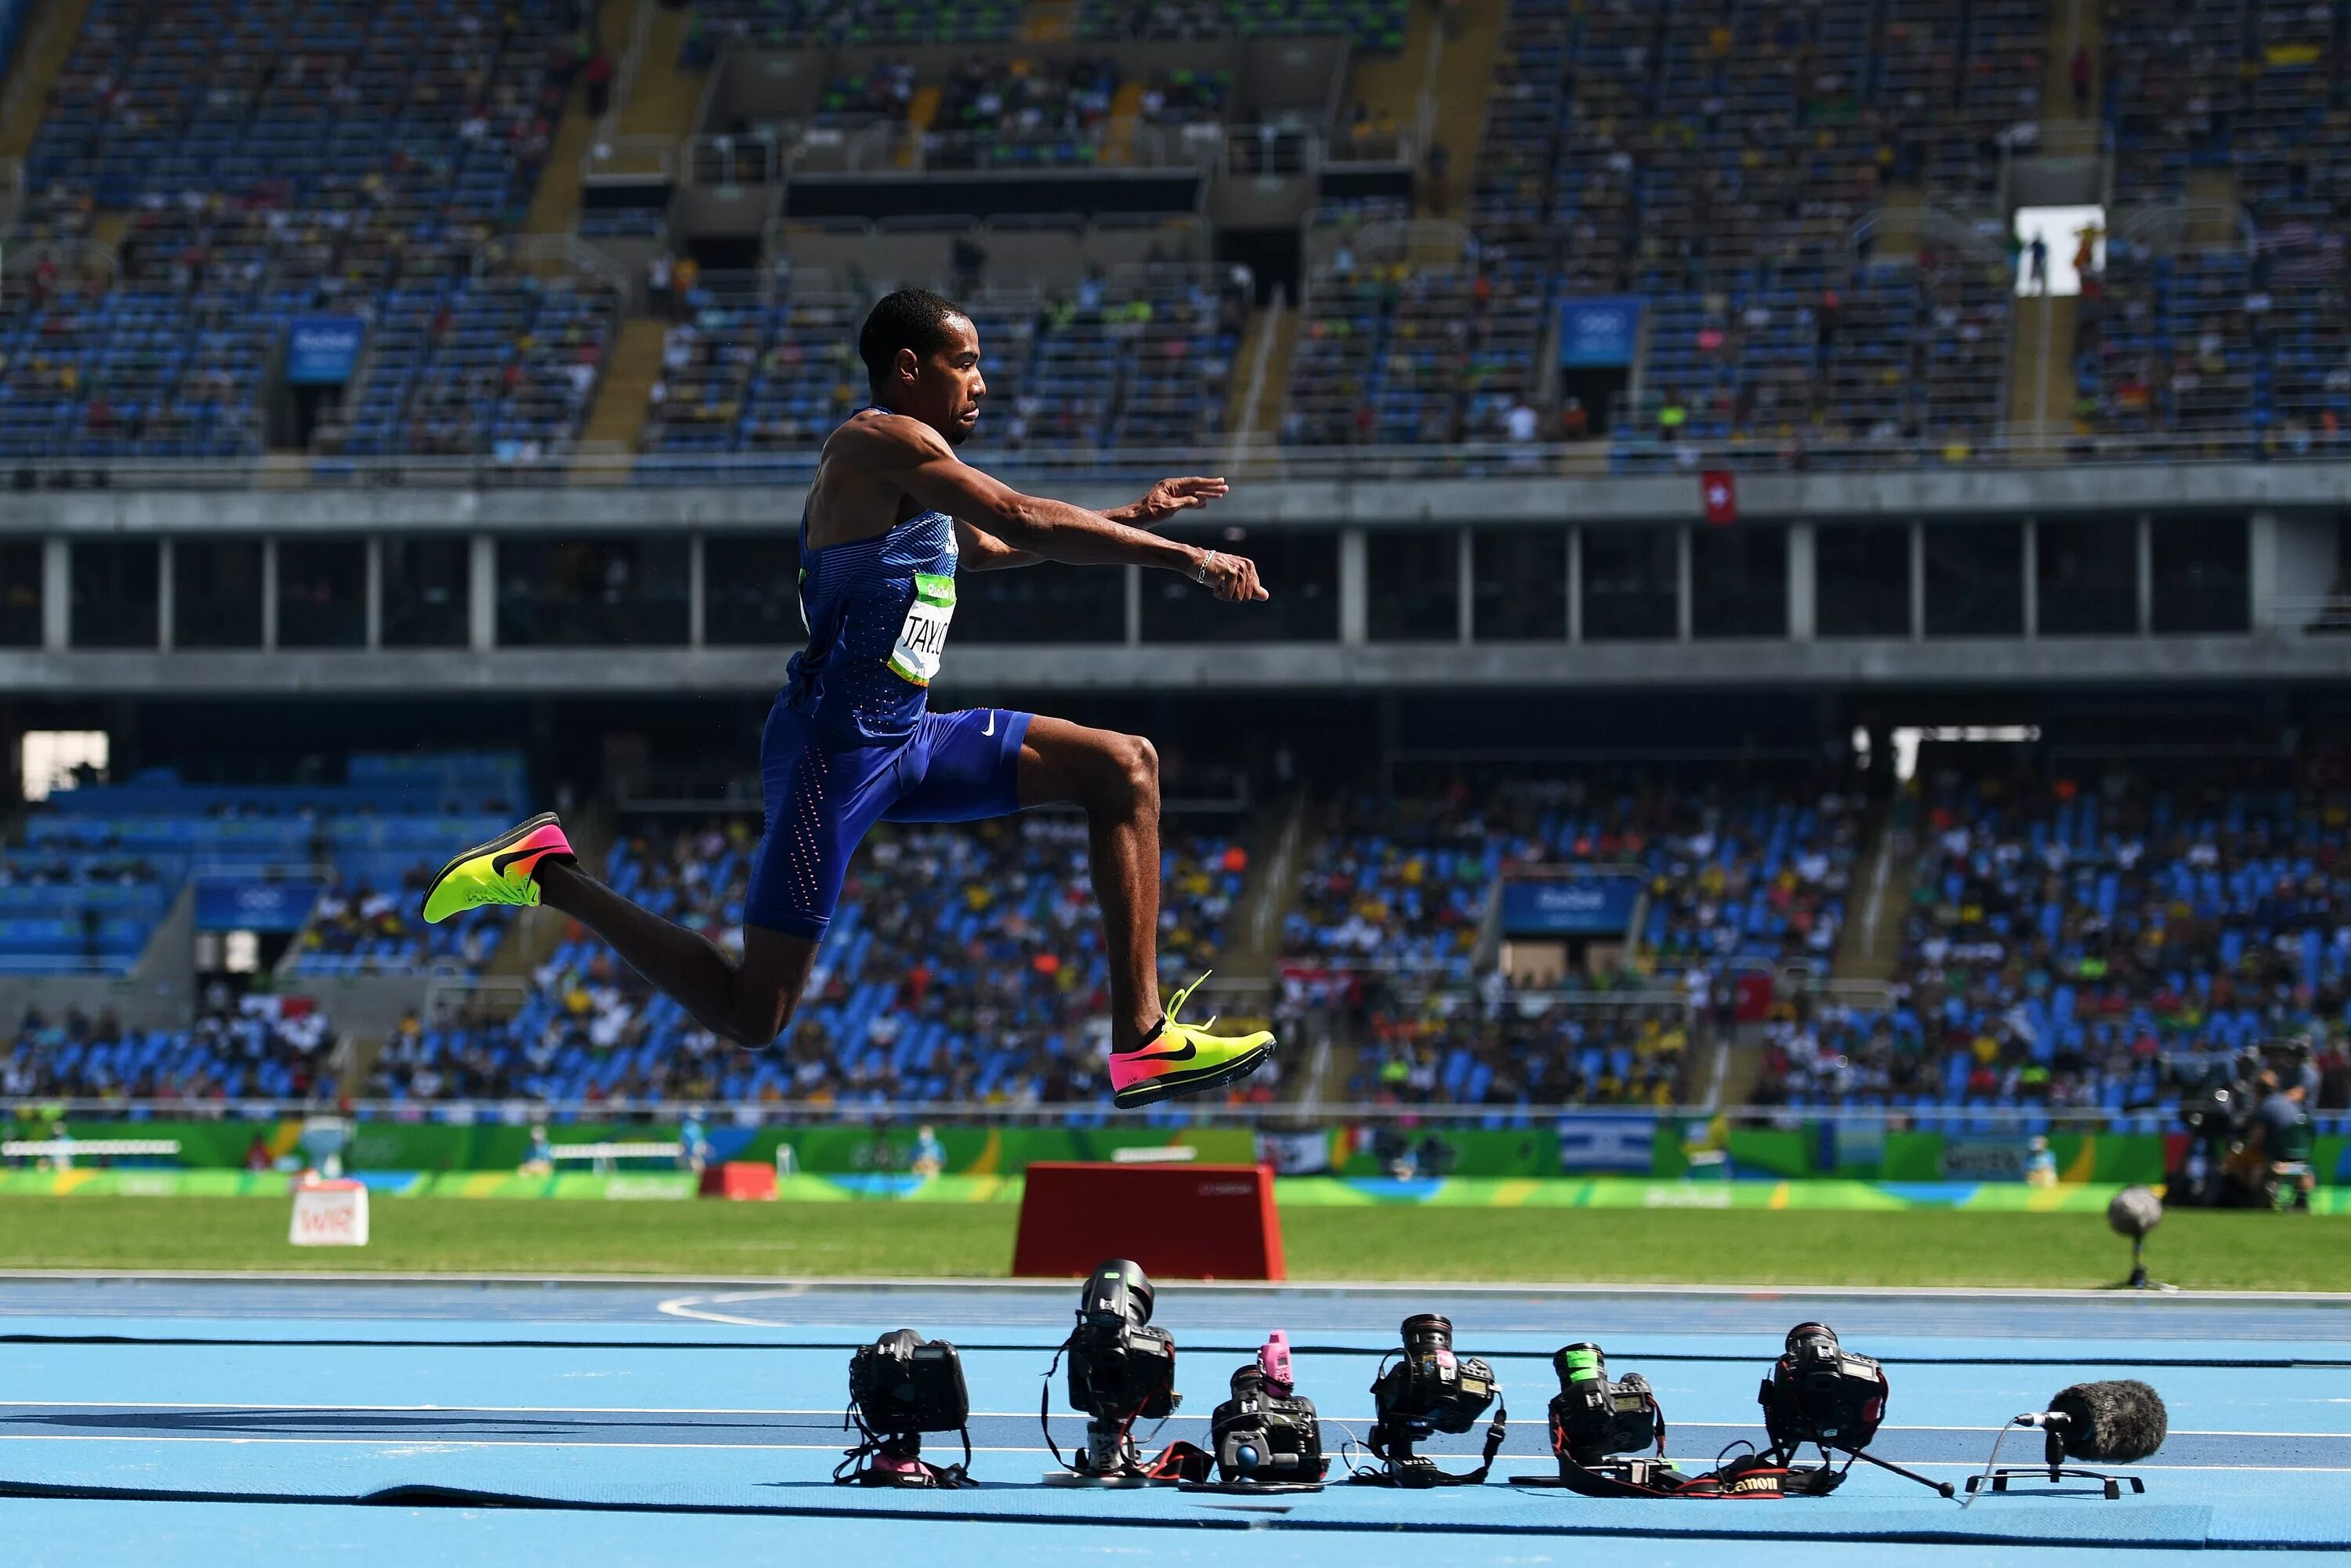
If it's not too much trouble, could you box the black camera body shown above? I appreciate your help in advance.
[1363,1313,1504,1483]
[1060,1259,1181,1476]
[838,1329,973,1487]
[1371,1313,1498,1443]
[849,1329,971,1439]
[1761,1322,1888,1454]
[1211,1363,1325,1486]
[1548,1343,1661,1468]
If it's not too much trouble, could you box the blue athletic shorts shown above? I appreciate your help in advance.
[743,700,1035,939]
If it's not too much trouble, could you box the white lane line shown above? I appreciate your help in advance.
[1,1405,2342,1441]
[0,1433,2346,1475]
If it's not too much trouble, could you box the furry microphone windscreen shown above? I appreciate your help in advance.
[2106,1186,2163,1240]
[2048,1381,2168,1464]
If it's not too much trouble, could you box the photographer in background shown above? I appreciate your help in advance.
[2252,1066,2317,1213]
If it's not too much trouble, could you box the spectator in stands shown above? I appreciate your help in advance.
[1657,390,1688,441]
[586,52,614,118]
[2070,47,2092,114]
[1559,398,1589,441]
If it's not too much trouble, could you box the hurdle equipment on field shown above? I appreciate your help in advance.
[1012,1161,1284,1280]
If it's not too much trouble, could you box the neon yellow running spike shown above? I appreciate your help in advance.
[420,813,575,925]
[1109,970,1277,1110]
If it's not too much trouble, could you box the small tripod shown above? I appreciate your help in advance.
[1964,1420,2146,1501]
[1785,1441,1955,1499]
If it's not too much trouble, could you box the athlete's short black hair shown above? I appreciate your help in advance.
[859,288,969,383]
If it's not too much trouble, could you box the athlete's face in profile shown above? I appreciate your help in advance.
[904,313,986,447]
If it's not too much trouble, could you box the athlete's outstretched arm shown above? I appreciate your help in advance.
[955,477,1230,573]
[857,419,1266,600]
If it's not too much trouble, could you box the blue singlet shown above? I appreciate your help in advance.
[744,411,1035,940]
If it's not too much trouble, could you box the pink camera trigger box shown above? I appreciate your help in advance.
[1259,1331,1295,1396]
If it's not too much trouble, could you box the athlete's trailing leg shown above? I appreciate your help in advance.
[537,859,817,1047]
[418,814,814,1047]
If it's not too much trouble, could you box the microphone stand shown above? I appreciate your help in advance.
[1965,1418,2146,1501]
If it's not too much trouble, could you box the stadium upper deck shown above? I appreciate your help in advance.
[3,0,2346,478]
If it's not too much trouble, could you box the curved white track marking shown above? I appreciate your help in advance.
[654,1295,793,1327]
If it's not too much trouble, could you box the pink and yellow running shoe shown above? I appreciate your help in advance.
[1109,972,1276,1110]
[419,813,574,924]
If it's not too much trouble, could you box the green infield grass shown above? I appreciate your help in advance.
[0,1197,2345,1290]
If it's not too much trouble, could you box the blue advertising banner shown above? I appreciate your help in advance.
[194,879,322,932]
[1500,876,1643,936]
[1556,1114,1657,1172]
[284,315,367,385]
[1557,295,1644,367]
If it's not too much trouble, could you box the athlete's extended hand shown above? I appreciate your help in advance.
[1193,548,1269,603]
[1123,475,1230,526]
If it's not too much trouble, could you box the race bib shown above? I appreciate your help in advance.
[886,572,956,686]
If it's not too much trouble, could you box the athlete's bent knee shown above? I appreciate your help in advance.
[1107,732,1159,813]
[718,986,799,1048]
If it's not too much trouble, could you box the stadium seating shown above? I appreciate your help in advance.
[684,0,1020,63]
[288,877,506,977]
[11,755,523,980]
[4,0,610,462]
[1078,0,1408,50]
[1758,768,2351,1111]
[639,264,1237,463]
[2088,0,2351,447]
[0,996,336,1101]
[1285,774,1857,985]
[1353,998,1691,1108]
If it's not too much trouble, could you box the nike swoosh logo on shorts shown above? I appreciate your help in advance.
[983,710,996,736]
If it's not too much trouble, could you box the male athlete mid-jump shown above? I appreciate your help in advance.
[422,288,1277,1107]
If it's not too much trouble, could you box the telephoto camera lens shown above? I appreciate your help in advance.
[1402,1313,1454,1364]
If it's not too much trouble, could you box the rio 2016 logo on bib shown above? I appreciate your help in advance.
[887,573,956,686]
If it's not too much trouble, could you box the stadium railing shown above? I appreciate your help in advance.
[7,1099,2300,1135]
[11,430,2351,492]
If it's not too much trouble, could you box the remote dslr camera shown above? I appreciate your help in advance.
[1548,1343,1661,1468]
[1210,1331,1324,1487]
[1365,1313,1501,1479]
[1761,1322,1888,1454]
[849,1329,970,1438]
[838,1329,973,1487]
[1063,1259,1180,1475]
